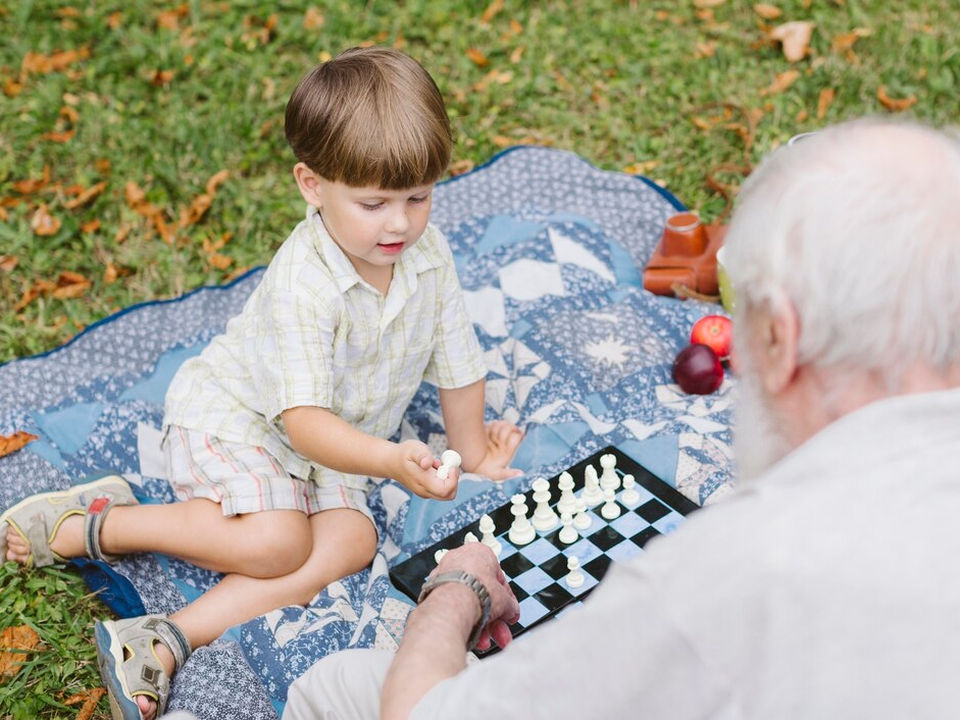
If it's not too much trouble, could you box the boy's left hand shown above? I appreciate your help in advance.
[467,420,524,481]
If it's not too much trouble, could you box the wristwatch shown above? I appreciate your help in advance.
[417,570,492,650]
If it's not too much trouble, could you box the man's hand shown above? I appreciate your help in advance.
[432,543,521,651]
[393,440,459,500]
[465,420,524,483]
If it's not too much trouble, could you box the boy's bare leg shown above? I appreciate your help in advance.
[5,500,315,577]
[127,508,377,720]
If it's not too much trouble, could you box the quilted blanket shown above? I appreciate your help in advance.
[0,147,735,718]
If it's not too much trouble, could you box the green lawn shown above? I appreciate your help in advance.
[1,0,957,717]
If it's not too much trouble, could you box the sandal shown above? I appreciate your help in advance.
[95,615,192,720]
[0,474,136,567]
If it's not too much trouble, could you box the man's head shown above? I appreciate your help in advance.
[284,47,452,274]
[725,120,960,479]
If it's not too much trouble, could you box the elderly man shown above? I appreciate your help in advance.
[167,118,960,720]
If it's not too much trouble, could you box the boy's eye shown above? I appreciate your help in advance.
[359,202,383,211]
[409,195,429,204]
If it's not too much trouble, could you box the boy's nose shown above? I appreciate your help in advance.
[384,206,409,235]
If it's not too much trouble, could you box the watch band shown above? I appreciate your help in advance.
[417,570,492,650]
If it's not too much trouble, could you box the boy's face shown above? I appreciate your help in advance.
[308,175,435,275]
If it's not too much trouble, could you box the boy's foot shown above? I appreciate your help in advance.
[4,515,84,562]
[135,642,175,720]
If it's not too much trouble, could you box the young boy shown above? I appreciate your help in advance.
[0,47,522,720]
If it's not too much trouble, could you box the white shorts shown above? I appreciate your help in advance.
[162,425,374,527]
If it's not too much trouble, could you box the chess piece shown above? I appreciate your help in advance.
[573,497,592,531]
[621,474,640,505]
[601,488,621,520]
[565,555,584,589]
[557,471,576,516]
[599,453,620,492]
[436,449,462,480]
[531,478,559,532]
[582,464,603,507]
[434,548,449,564]
[463,531,479,544]
[558,511,578,544]
[508,494,535,545]
[479,514,502,556]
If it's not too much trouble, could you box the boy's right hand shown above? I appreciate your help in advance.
[394,440,458,500]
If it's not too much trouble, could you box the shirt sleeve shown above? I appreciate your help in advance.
[249,285,337,425]
[422,229,488,389]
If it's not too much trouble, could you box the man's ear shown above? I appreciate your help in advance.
[293,163,323,207]
[756,296,800,395]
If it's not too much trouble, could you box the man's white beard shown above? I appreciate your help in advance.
[732,359,795,483]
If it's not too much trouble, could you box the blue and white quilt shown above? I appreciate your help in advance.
[0,147,735,719]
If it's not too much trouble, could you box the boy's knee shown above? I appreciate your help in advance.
[237,512,313,577]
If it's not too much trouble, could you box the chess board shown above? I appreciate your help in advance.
[389,446,700,657]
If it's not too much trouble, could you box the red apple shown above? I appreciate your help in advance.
[672,343,724,395]
[690,315,732,361]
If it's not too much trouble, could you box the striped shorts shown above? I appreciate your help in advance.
[162,425,374,525]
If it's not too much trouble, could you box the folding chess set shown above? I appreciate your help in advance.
[390,446,700,657]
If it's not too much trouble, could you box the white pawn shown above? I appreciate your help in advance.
[601,488,621,519]
[479,514,502,556]
[464,531,479,544]
[558,511,578,544]
[436,449,462,480]
[556,472,576,516]
[573,497,592,531]
[508,494,535,546]
[565,555,584,589]
[582,464,603,507]
[434,548,449,564]
[621,474,640,505]
[531,478,559,532]
[599,453,620,492]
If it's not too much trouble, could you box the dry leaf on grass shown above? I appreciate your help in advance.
[0,255,18,272]
[817,87,835,119]
[760,69,800,96]
[466,48,489,67]
[52,271,91,299]
[0,432,39,460]
[832,28,871,62]
[694,0,726,7]
[877,85,917,112]
[482,0,504,23]
[754,3,782,19]
[63,181,107,210]
[31,204,62,236]
[13,165,51,195]
[770,21,816,62]
[303,7,325,29]
[65,688,107,720]
[449,159,475,177]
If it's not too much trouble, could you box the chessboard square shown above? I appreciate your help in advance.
[588,525,627,552]
[618,484,654,508]
[514,566,555,596]
[497,541,519,562]
[637,498,671,523]
[653,511,685,535]
[575,510,607,537]
[583,554,613,583]
[507,581,529,603]
[632,526,661,548]
[610,511,651,538]
[566,538,604,565]
[564,569,599,596]
[517,537,562,565]
[606,539,643,564]
[533,582,574,611]
[538,552,574,581]
[500,552,536,578]
[518,596,551,626]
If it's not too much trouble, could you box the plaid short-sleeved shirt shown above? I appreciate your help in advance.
[163,206,487,491]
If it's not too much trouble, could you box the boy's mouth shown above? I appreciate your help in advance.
[377,241,405,254]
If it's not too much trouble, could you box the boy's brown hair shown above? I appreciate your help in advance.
[285,47,452,190]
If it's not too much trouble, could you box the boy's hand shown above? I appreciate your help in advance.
[466,420,524,482]
[394,440,459,500]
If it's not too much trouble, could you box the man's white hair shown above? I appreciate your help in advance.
[724,118,960,384]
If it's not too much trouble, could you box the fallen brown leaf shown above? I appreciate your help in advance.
[877,85,917,112]
[510,46,525,63]
[760,69,800,95]
[13,165,51,195]
[63,181,107,210]
[465,48,490,68]
[492,135,512,148]
[694,0,725,6]
[208,252,234,270]
[157,4,188,30]
[95,158,112,175]
[31,204,62,236]
[124,181,146,207]
[303,7,325,30]
[770,21,816,62]
[41,129,76,143]
[154,214,175,243]
[103,262,118,284]
[622,160,660,174]
[150,69,175,86]
[2,77,23,97]
[509,18,523,34]
[695,41,717,58]
[817,87,835,119]
[180,194,213,227]
[52,271,91,299]
[81,218,101,233]
[106,11,122,29]
[449,159,475,177]
[753,3,782,19]
[21,46,90,76]
[482,0,504,23]
[832,28,871,62]
[0,255,17,273]
[205,169,230,196]
[59,105,80,123]
[0,433,39,460]
[64,687,106,720]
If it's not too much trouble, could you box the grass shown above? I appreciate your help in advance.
[0,0,957,717]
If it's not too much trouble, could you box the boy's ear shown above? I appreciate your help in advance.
[293,163,324,208]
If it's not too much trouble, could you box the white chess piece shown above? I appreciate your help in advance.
[621,474,640,505]
[565,555,585,589]
[434,548,449,564]
[582,464,603,507]
[558,511,578,544]
[479,514,502,556]
[556,471,576,516]
[601,488,621,519]
[599,453,620,492]
[436,449,462,480]
[508,494,535,545]
[573,497,592,530]
[531,477,559,532]
[464,531,479,544]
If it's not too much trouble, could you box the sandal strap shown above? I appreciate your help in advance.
[150,617,192,672]
[26,519,56,567]
[83,496,121,564]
